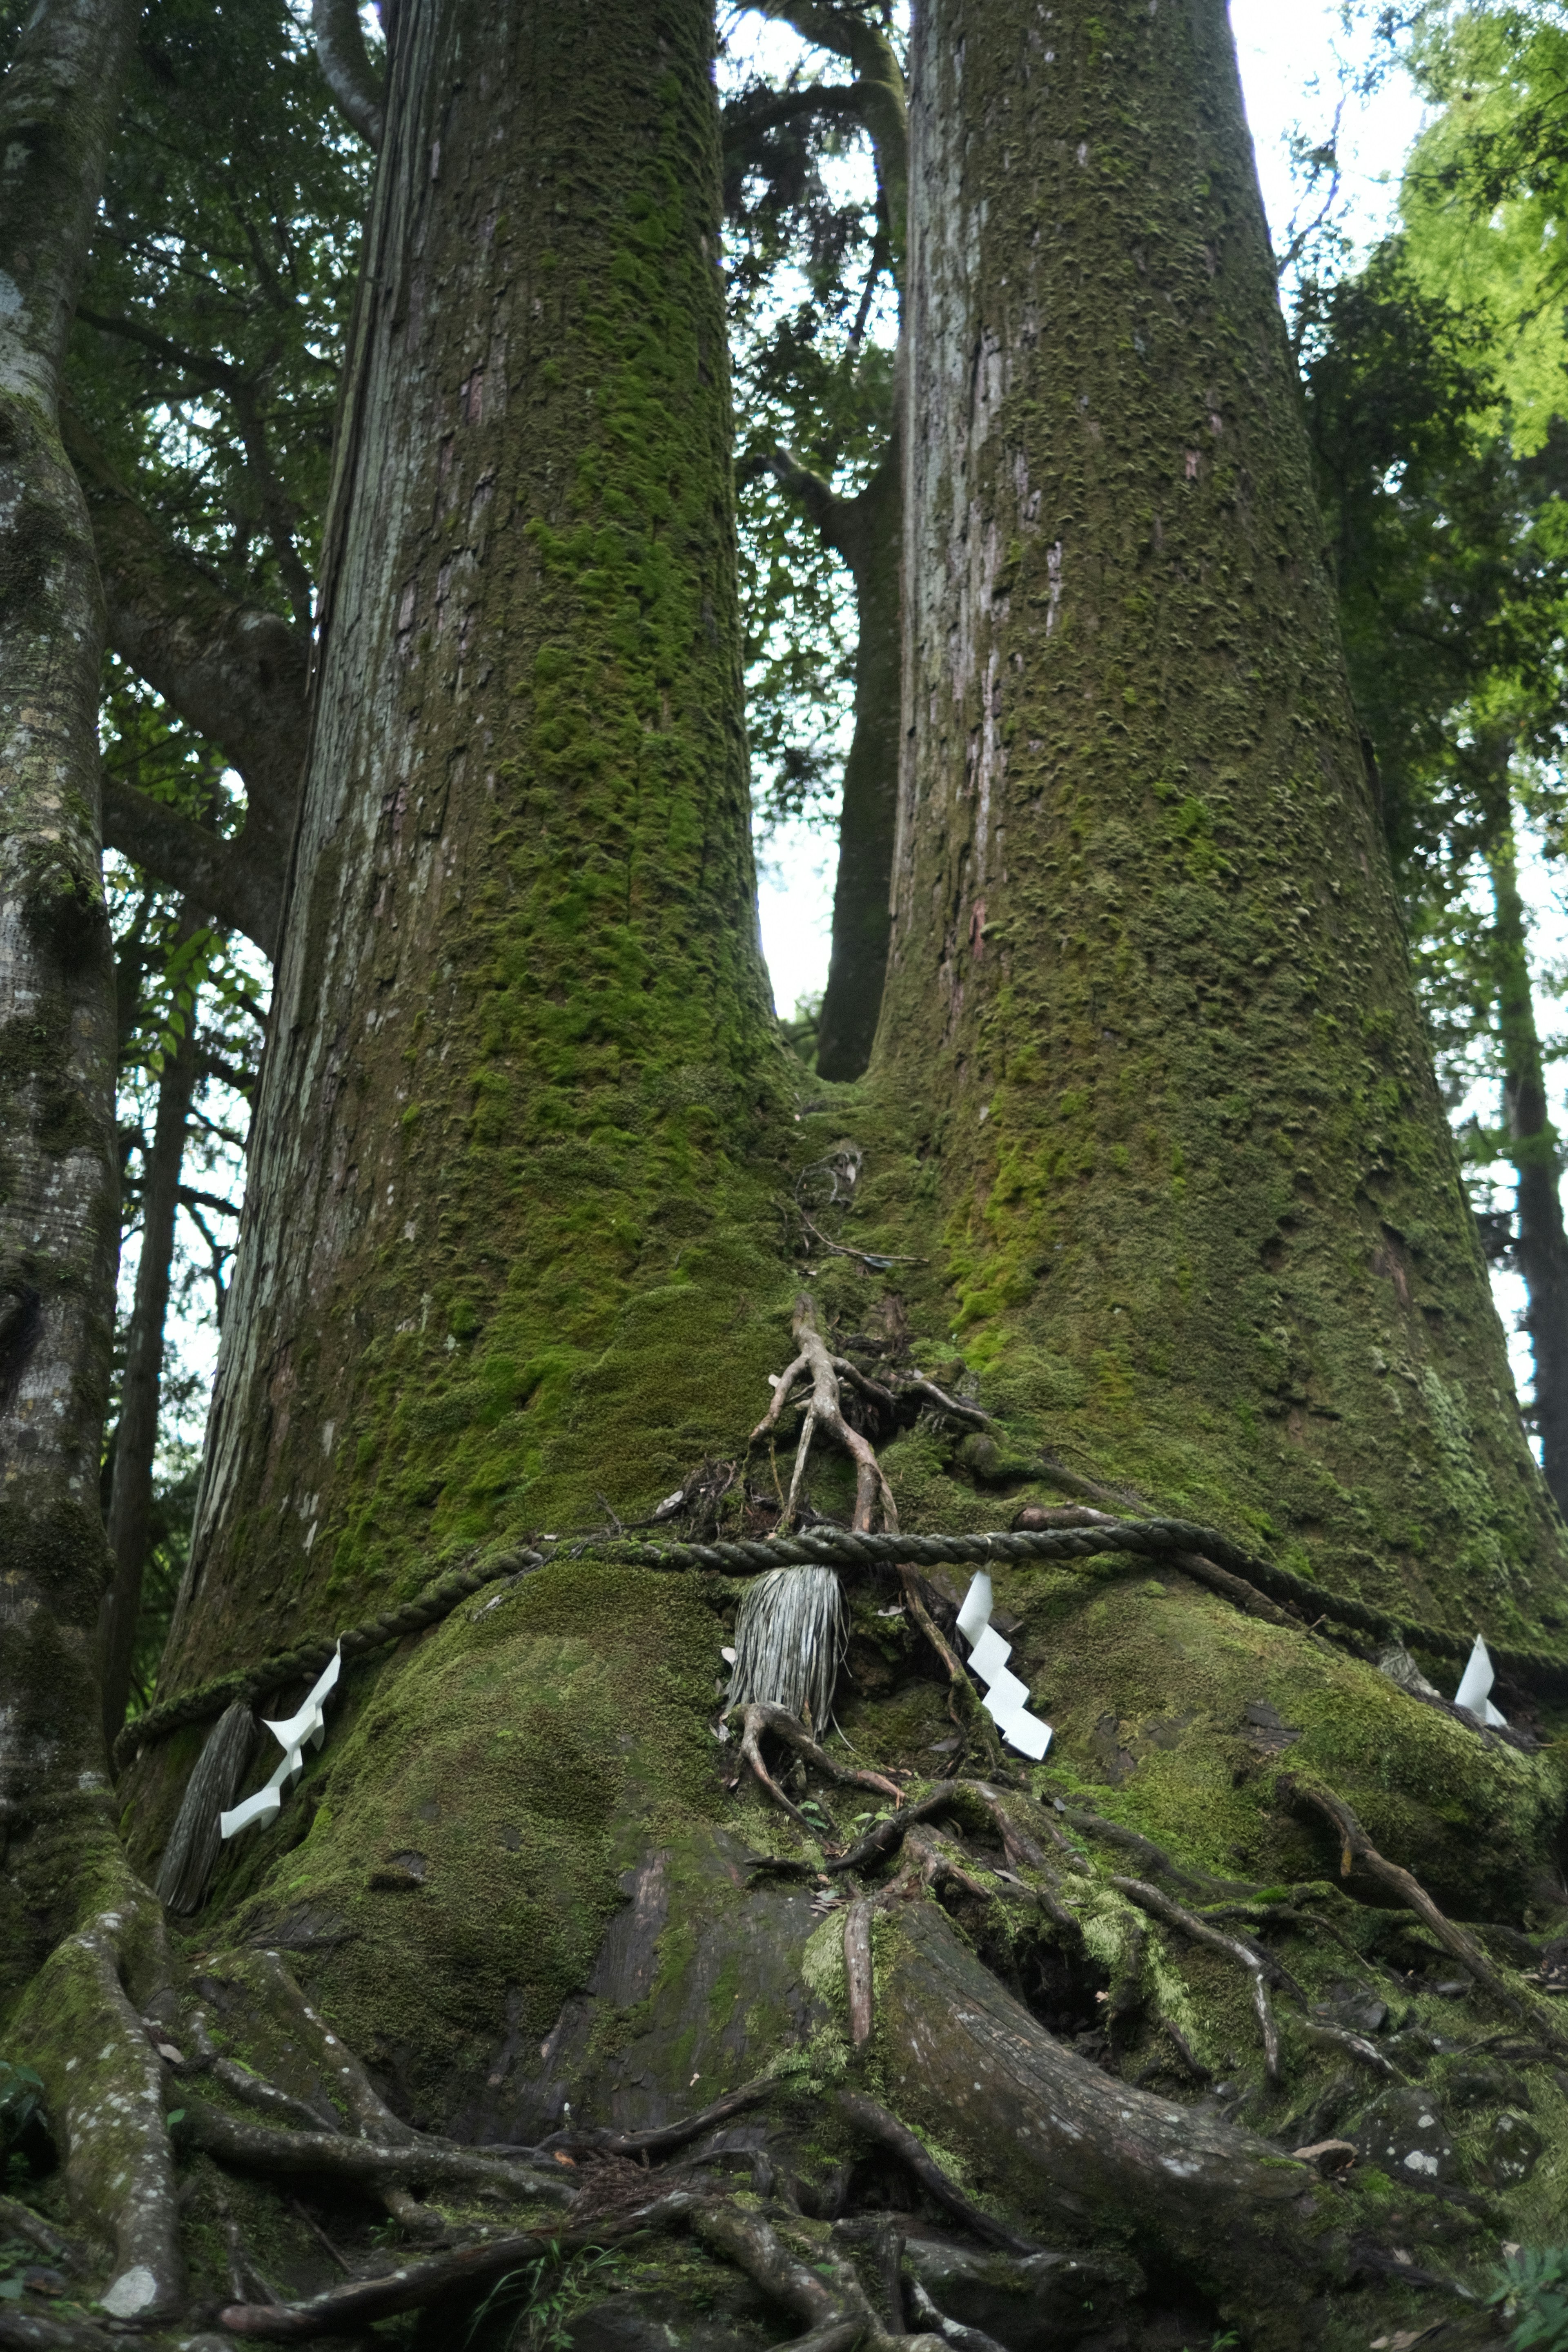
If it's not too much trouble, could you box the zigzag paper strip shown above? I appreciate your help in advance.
[955,1573,1052,1760]
[220,1645,342,1840]
[1453,1633,1508,1728]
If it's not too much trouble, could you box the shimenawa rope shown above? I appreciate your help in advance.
[115,1517,1568,1771]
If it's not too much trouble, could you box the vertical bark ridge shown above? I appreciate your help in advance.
[875,0,1567,1631]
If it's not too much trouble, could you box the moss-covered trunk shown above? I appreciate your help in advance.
[874,0,1568,1638]
[163,0,785,1686]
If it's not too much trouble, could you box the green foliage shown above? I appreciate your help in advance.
[720,23,897,831]
[68,0,371,618]
[465,2245,623,2351]
[1492,2244,1568,2350]
[0,2063,44,2156]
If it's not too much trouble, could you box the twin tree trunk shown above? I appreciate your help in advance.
[111,0,1568,2336]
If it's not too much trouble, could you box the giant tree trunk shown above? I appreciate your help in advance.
[875,0,1566,1632]
[36,1,1568,2344]
[1486,824,1568,1518]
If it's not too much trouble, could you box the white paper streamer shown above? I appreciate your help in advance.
[220,1645,342,1841]
[954,1573,1052,1760]
[1452,1634,1508,1728]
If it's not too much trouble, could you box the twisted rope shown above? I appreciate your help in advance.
[114,1545,543,1770]
[117,1518,1568,1771]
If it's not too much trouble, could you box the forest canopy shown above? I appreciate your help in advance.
[7,3,1568,2351]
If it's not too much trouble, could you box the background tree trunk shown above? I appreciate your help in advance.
[816,437,902,1078]
[99,971,200,1749]
[0,0,142,1978]
[1486,824,1568,1518]
[875,0,1567,1630]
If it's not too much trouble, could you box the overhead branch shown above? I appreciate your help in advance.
[65,408,308,954]
[73,315,315,627]
[311,0,385,149]
[722,78,865,162]
[753,1,907,281]
[99,784,278,958]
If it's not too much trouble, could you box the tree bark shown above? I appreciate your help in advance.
[1486,823,1568,1517]
[0,0,142,1971]
[99,960,200,1749]
[878,0,1566,1624]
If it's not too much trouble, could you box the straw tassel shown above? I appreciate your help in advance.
[725,1565,846,1731]
[153,1697,258,1915]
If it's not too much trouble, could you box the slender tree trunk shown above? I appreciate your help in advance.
[815,435,902,1078]
[1486,824,1568,1517]
[0,0,141,1969]
[100,985,200,1748]
[876,0,1565,1624]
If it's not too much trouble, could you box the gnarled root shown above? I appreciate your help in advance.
[873,1898,1341,2349]
[1284,1775,1568,2053]
[751,1293,898,1534]
[1109,1875,1294,2086]
[737,1699,902,1836]
[9,1890,185,2322]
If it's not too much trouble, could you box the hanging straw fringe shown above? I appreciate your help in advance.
[153,1698,258,1915]
[726,1565,845,1731]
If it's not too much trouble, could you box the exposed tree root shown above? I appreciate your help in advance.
[737,1699,903,1834]
[751,1293,898,1532]
[532,2076,776,2158]
[906,2273,1009,2351]
[0,2197,85,2273]
[1298,2019,1402,2079]
[1110,1876,1292,2085]
[1284,1776,1568,2052]
[1055,1805,1246,1898]
[873,1899,1339,2346]
[214,2215,659,2338]
[10,1891,185,2322]
[177,2095,575,2203]
[895,1568,1006,1772]
[831,2090,1038,2255]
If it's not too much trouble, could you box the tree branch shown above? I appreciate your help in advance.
[65,408,307,952]
[753,2,907,281]
[311,0,385,146]
[100,780,280,957]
